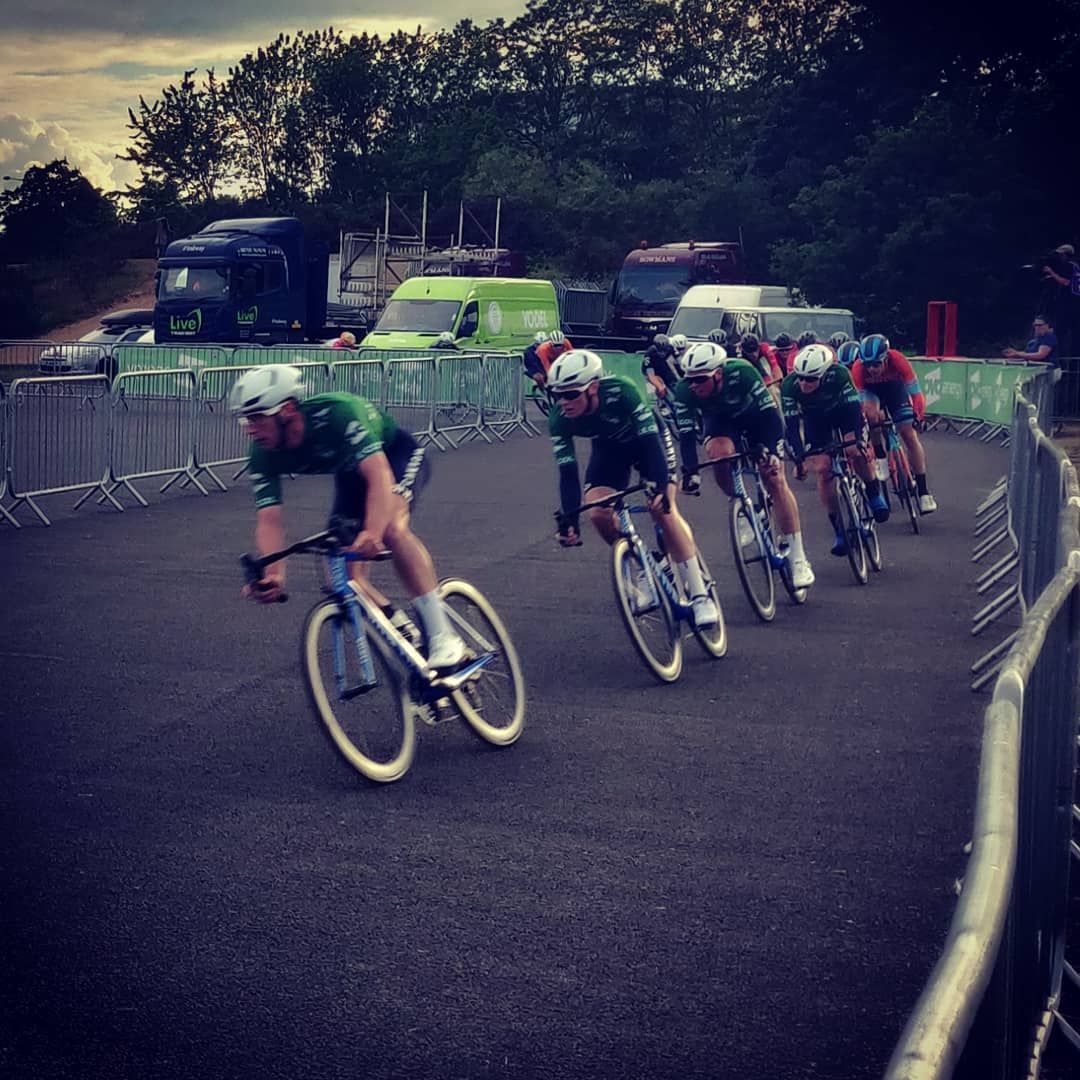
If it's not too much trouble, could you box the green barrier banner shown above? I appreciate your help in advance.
[113,344,230,374]
[231,346,335,367]
[912,360,970,418]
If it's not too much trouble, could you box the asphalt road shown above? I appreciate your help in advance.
[1,429,1003,1080]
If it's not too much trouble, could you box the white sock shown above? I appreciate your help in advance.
[786,532,807,561]
[412,590,451,640]
[679,557,707,599]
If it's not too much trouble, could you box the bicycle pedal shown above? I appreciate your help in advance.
[420,698,458,726]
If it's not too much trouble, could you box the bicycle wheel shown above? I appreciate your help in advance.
[889,446,920,534]
[767,498,808,606]
[437,578,526,746]
[301,599,416,782]
[611,538,682,683]
[854,481,883,573]
[729,496,776,622]
[689,552,728,659]
[836,479,869,585]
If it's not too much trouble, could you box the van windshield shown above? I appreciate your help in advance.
[667,308,726,339]
[375,299,461,333]
[760,312,854,341]
[614,266,693,310]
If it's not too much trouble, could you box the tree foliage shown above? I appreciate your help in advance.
[100,0,1079,347]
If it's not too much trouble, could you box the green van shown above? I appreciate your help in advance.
[360,276,560,351]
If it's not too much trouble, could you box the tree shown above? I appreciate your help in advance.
[0,160,117,260]
[123,69,234,204]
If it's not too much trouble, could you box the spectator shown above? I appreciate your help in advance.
[1003,315,1058,366]
[331,331,357,350]
[1041,244,1079,357]
[154,216,171,259]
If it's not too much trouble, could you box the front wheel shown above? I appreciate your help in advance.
[301,600,415,782]
[437,579,526,746]
[854,481,884,572]
[837,480,869,585]
[612,538,682,683]
[729,496,776,622]
[890,447,920,534]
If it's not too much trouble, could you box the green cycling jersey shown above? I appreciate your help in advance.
[671,359,775,435]
[548,374,658,467]
[780,364,860,418]
[247,392,399,509]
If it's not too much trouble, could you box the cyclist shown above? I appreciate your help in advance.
[523,329,573,390]
[772,332,799,376]
[642,332,681,397]
[231,364,467,670]
[797,330,818,350]
[828,331,851,353]
[739,333,782,388]
[852,333,938,514]
[672,342,815,590]
[781,344,890,557]
[707,328,728,349]
[669,334,690,377]
[549,349,720,628]
[836,340,861,369]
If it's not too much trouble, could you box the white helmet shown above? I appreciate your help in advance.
[670,333,688,350]
[229,365,305,416]
[792,344,833,380]
[548,329,566,346]
[547,349,603,392]
[681,341,727,376]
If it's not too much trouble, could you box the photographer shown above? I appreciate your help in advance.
[1039,244,1079,357]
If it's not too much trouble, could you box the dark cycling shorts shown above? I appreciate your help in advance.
[803,402,869,454]
[702,408,785,459]
[331,429,430,521]
[584,428,677,492]
[860,380,915,425]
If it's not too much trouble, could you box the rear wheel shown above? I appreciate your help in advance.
[301,600,415,782]
[437,579,525,746]
[689,552,727,658]
[611,538,682,683]
[729,496,776,621]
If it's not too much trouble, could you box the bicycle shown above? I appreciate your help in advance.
[803,434,883,585]
[711,441,807,622]
[870,416,920,534]
[565,483,727,683]
[240,520,526,783]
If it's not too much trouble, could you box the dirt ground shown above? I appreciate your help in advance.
[45,260,158,342]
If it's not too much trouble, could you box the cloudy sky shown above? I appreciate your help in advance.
[0,2,526,193]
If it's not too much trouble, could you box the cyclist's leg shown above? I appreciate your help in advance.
[702,417,738,496]
[331,467,394,609]
[862,395,890,480]
[839,403,887,522]
[880,384,935,508]
[583,441,632,546]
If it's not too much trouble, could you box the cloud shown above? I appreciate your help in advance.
[0,4,524,195]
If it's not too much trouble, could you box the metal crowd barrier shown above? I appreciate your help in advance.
[885,377,1080,1079]
[4,376,117,525]
[0,349,534,527]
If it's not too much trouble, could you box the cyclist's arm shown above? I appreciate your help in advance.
[779,376,805,458]
[891,353,926,420]
[672,390,699,472]
[551,425,581,527]
[255,505,287,584]
[357,451,397,545]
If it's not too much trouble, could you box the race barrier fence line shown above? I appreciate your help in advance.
[885,367,1080,1079]
[0,351,530,528]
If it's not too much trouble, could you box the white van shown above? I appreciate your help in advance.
[667,285,792,340]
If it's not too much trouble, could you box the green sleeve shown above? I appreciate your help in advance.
[248,447,283,510]
[780,373,801,418]
[619,377,659,438]
[337,397,387,465]
[548,411,577,468]
[672,381,698,435]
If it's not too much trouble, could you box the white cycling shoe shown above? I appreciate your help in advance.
[918,493,938,514]
[690,594,719,628]
[736,517,757,548]
[874,459,890,482]
[628,569,657,613]
[790,557,815,589]
[426,632,468,671]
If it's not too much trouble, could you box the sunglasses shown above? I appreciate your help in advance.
[552,388,586,401]
[687,374,714,385]
[796,375,820,383]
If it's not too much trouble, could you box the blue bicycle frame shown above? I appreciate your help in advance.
[728,456,790,572]
[614,503,695,622]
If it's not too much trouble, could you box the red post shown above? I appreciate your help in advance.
[925,301,958,357]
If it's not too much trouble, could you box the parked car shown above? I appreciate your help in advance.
[38,309,154,378]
